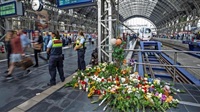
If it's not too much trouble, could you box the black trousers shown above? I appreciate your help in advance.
[77,49,86,70]
[5,42,11,68]
[49,55,65,84]
[34,50,40,65]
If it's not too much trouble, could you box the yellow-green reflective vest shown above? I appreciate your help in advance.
[76,36,85,49]
[52,39,62,48]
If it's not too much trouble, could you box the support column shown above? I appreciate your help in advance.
[98,0,113,62]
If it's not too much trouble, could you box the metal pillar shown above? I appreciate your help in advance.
[98,0,113,62]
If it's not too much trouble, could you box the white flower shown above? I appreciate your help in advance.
[158,93,162,98]
[108,87,111,90]
[177,89,180,92]
[144,78,148,81]
[164,85,170,90]
[81,73,84,76]
[73,76,76,78]
[127,90,132,94]
[175,99,179,103]
[130,74,136,77]
[97,78,101,82]
[121,78,126,83]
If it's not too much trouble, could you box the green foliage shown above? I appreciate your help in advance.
[112,41,126,66]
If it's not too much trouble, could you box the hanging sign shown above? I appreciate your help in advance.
[0,1,24,17]
[57,0,96,9]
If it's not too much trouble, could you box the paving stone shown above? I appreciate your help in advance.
[60,98,72,108]
[58,87,73,93]
[182,84,199,91]
[14,89,32,97]
[185,105,200,112]
[194,96,200,103]
[178,94,198,103]
[47,106,63,112]
[63,101,85,112]
[27,101,51,112]
[188,90,200,97]
[173,94,181,100]
[17,99,38,111]
[76,91,92,103]
[67,90,81,100]
[0,99,25,112]
[23,89,43,99]
[47,92,66,101]
[170,104,187,112]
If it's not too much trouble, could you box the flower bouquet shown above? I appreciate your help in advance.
[65,62,181,112]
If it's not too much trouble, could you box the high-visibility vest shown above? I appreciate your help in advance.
[52,38,62,48]
[50,38,63,55]
[76,36,85,49]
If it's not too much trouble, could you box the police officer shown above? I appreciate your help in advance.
[46,32,65,86]
[74,31,86,71]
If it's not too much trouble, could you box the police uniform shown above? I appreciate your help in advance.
[75,36,86,70]
[47,38,65,85]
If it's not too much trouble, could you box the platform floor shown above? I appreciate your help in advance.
[162,45,200,79]
[1,42,200,112]
[0,43,95,112]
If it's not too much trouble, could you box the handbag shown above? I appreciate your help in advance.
[21,57,34,70]
[33,43,42,50]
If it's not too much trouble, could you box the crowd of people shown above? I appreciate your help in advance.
[3,29,87,86]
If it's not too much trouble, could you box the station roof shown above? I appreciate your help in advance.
[20,0,200,28]
[119,0,200,26]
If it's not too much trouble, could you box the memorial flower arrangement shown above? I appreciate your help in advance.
[65,62,181,111]
[65,39,182,111]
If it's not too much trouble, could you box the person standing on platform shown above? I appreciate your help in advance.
[32,30,43,67]
[43,32,51,51]
[5,31,25,79]
[46,32,65,86]
[4,30,14,73]
[74,31,86,71]
[18,29,31,53]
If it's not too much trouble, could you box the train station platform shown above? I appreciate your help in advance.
[0,43,96,112]
[153,38,188,50]
[0,40,199,112]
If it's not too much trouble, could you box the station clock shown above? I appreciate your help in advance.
[32,0,43,11]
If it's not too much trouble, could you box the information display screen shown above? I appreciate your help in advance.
[0,1,23,17]
[57,0,95,9]
[0,2,16,16]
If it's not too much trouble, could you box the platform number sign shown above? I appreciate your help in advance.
[57,0,96,9]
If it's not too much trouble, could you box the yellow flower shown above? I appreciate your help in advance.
[74,83,78,88]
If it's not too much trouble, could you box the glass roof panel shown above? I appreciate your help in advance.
[119,0,158,19]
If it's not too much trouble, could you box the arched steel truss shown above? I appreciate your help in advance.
[118,0,200,27]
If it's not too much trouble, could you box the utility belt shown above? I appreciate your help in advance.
[49,54,64,60]
[77,46,86,51]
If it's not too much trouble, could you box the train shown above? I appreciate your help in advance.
[138,27,152,41]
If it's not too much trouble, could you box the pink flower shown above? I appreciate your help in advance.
[161,95,167,101]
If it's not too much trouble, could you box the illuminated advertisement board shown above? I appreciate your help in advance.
[0,1,24,17]
[57,0,96,9]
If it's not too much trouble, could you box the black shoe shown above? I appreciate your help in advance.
[33,64,38,67]
[47,83,56,86]
[61,78,65,82]
[5,74,13,80]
